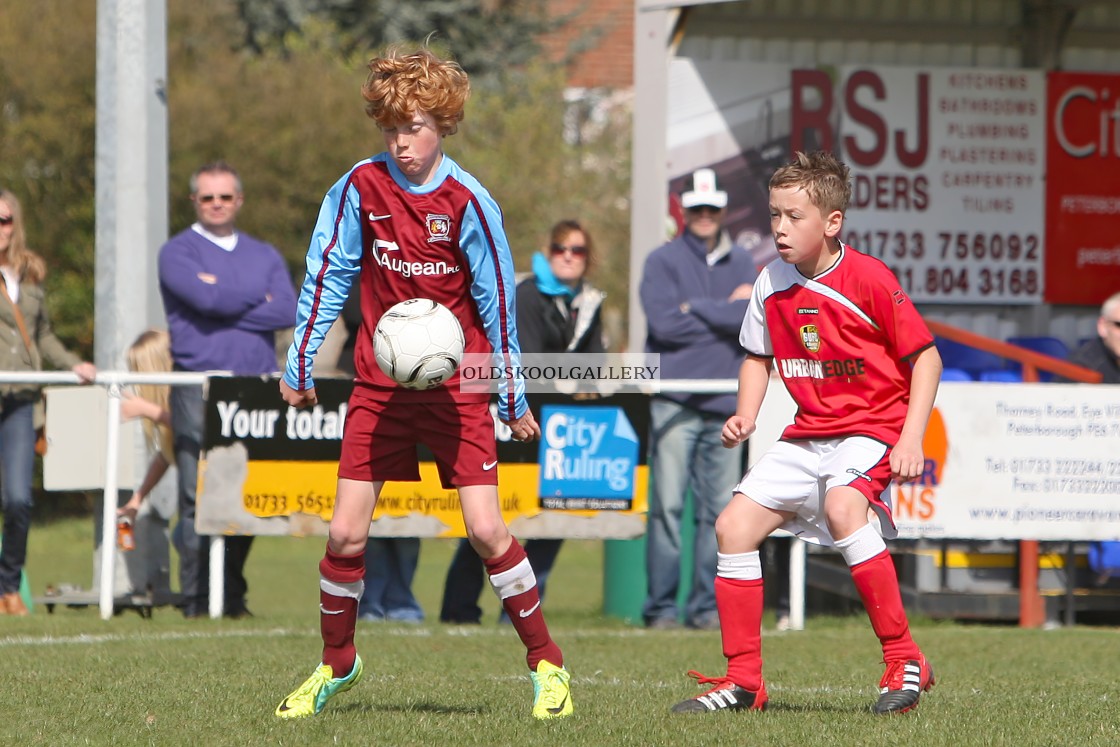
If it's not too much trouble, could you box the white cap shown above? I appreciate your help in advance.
[680,168,728,210]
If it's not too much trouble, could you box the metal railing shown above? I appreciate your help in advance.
[0,370,219,620]
[3,371,812,627]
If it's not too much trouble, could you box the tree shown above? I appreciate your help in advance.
[168,0,630,342]
[0,0,632,356]
[450,65,631,342]
[165,1,379,263]
[0,0,98,353]
[230,0,560,88]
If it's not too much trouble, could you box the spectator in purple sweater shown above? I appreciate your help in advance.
[157,161,297,618]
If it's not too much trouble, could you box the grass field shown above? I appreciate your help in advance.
[6,517,1120,746]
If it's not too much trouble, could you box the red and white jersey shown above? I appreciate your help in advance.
[740,243,934,443]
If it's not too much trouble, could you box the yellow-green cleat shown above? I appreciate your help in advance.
[275,655,364,718]
[530,660,573,720]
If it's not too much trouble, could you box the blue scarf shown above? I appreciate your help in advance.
[532,252,578,298]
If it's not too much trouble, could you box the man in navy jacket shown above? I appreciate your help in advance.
[640,168,758,630]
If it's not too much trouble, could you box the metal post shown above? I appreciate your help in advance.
[629,4,673,353]
[98,385,123,620]
[95,0,168,372]
[1064,542,1076,627]
[209,537,225,619]
[789,539,806,630]
[1019,540,1045,627]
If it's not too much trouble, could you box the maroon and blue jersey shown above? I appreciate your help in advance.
[284,152,527,420]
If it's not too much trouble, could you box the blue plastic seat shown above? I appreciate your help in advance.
[940,367,973,382]
[1005,336,1070,382]
[979,369,1023,383]
[934,338,1005,378]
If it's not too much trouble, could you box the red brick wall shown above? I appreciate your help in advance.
[539,0,634,89]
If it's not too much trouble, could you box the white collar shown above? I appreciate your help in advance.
[191,223,238,252]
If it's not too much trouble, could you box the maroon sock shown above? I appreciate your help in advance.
[716,576,764,691]
[850,550,919,661]
[319,544,364,677]
[485,537,563,670]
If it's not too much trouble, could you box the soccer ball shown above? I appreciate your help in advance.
[373,298,465,390]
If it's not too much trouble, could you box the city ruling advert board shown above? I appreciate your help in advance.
[195,377,649,539]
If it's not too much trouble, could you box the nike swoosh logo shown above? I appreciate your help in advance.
[482,460,498,471]
[319,605,345,615]
[518,601,541,618]
[547,694,570,715]
[368,212,391,221]
[277,699,293,712]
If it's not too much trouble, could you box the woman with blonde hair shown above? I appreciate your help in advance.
[0,188,96,617]
[115,329,177,604]
[117,329,175,521]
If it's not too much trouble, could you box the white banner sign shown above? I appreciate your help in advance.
[667,62,1048,303]
[752,382,1120,540]
[836,67,1046,304]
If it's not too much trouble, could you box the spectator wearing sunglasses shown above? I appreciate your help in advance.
[1063,291,1120,583]
[0,188,97,617]
[157,161,298,618]
[639,168,759,630]
[440,219,606,624]
[1064,291,1120,384]
[516,220,606,357]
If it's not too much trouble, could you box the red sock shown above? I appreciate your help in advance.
[850,550,919,661]
[485,537,563,670]
[716,576,764,691]
[319,545,364,677]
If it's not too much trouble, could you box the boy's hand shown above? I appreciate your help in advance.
[279,379,317,408]
[890,433,925,483]
[503,410,541,443]
[721,415,756,448]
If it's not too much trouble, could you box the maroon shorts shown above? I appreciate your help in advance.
[338,396,498,489]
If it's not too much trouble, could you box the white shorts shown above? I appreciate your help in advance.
[735,436,897,546]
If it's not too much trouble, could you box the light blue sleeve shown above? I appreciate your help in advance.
[459,195,528,421]
[283,167,364,391]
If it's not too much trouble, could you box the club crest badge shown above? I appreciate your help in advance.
[800,324,821,353]
[426,214,451,243]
